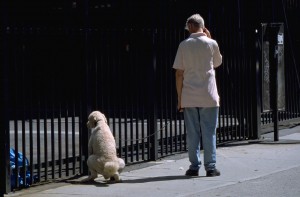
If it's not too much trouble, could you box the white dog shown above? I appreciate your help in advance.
[81,111,125,183]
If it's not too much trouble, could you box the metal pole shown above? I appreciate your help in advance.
[273,50,279,142]
[149,30,158,161]
[270,24,280,141]
[253,27,262,140]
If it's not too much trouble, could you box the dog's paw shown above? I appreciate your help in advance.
[109,174,121,182]
[103,175,110,180]
[108,176,122,183]
[113,174,120,182]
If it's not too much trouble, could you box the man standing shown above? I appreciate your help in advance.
[173,14,222,177]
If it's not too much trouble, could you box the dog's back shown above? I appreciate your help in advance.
[90,122,117,159]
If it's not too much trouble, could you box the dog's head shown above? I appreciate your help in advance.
[87,111,108,129]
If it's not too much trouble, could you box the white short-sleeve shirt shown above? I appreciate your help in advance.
[173,32,222,107]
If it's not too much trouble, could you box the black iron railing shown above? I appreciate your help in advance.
[1,0,300,195]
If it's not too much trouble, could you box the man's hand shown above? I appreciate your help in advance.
[204,28,211,38]
[177,102,183,112]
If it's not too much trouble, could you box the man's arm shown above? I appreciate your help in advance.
[213,42,222,68]
[175,69,184,112]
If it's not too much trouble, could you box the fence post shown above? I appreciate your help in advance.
[269,23,284,142]
[0,26,11,196]
[148,30,158,161]
[81,0,92,175]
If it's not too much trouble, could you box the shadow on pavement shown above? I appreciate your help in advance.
[63,174,203,185]
[121,175,203,184]
[257,139,300,145]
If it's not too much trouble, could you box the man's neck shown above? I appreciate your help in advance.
[190,28,203,34]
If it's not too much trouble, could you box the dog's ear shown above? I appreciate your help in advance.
[93,116,97,121]
[93,116,99,125]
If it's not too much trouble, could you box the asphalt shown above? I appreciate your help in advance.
[6,125,300,197]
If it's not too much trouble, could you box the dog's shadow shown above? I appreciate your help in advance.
[121,175,203,184]
[64,175,203,186]
[64,177,110,187]
[69,181,110,187]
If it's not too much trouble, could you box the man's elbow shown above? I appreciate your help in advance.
[175,70,184,78]
[214,56,222,68]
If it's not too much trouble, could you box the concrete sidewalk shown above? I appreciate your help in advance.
[6,126,300,197]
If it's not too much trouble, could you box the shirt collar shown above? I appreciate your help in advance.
[189,32,206,38]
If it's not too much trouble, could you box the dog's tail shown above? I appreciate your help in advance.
[103,161,119,176]
[118,158,125,174]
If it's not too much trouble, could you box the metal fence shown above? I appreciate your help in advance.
[1,0,300,195]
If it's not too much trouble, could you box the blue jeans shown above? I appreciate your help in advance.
[184,107,219,171]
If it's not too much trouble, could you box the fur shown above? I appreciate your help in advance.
[81,111,125,183]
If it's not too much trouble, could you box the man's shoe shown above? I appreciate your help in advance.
[185,169,199,176]
[206,169,221,177]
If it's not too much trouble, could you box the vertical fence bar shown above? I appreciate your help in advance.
[29,107,34,186]
[21,42,27,187]
[14,116,19,188]
[13,33,20,188]
[81,0,91,175]
[27,30,33,185]
[72,102,76,174]
[79,101,84,174]
[149,29,158,161]
[44,103,48,181]
[51,102,55,179]
[130,51,134,162]
[22,111,27,186]
[58,104,62,177]
[65,106,69,176]
[141,114,146,161]
[36,102,41,182]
